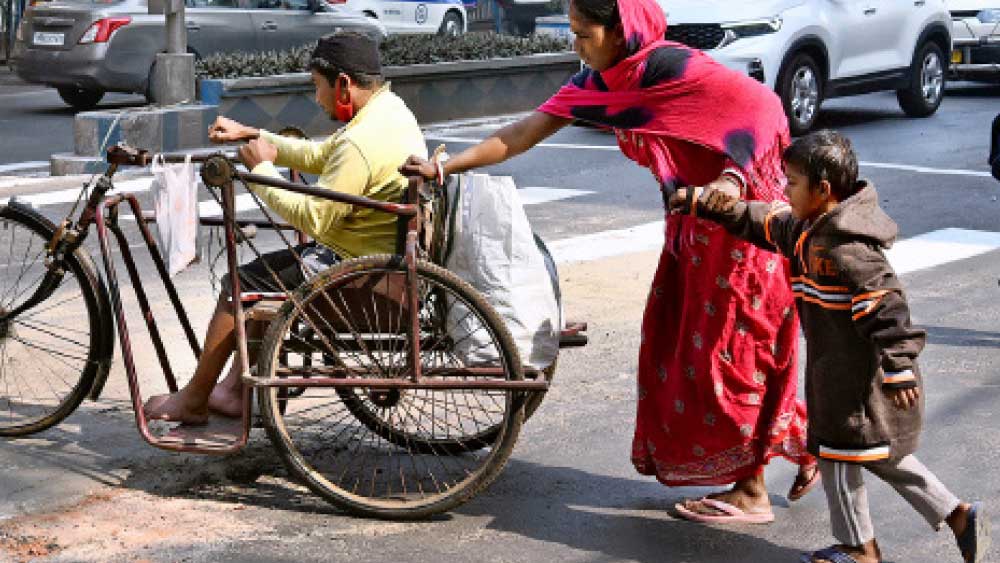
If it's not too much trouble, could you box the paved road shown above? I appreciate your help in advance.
[0,82,997,562]
[0,68,145,167]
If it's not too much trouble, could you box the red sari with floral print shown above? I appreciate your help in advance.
[538,0,813,485]
[629,138,811,486]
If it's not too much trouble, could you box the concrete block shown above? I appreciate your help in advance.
[150,53,196,105]
[121,110,163,153]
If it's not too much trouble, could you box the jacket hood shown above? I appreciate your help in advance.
[814,180,898,249]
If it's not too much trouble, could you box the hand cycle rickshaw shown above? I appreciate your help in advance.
[0,137,587,519]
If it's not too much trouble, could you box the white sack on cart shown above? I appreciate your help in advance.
[151,154,200,277]
[444,172,561,371]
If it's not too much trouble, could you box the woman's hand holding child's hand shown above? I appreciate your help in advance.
[668,187,740,218]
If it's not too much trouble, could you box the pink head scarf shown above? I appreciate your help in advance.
[539,0,789,197]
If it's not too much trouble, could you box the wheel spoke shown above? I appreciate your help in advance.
[0,215,99,435]
[259,258,523,516]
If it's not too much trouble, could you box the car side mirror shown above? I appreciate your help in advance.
[308,0,322,12]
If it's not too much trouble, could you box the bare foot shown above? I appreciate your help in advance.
[144,392,209,425]
[207,384,243,418]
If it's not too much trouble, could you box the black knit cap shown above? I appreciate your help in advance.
[310,32,382,76]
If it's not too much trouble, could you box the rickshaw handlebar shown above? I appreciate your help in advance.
[106,144,419,218]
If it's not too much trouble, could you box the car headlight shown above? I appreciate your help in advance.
[719,16,782,49]
[978,9,1000,23]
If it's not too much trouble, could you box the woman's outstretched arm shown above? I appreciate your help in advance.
[401,111,571,180]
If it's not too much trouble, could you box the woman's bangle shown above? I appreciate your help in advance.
[720,167,746,195]
[434,160,446,185]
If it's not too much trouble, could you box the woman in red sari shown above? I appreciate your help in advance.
[402,0,818,522]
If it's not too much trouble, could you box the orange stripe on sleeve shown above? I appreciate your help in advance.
[820,452,891,462]
[851,290,890,321]
[791,276,850,293]
[763,203,790,246]
[796,293,853,311]
[852,290,890,304]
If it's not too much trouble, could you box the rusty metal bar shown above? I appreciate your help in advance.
[404,179,422,382]
[94,194,249,456]
[236,171,418,217]
[107,218,180,393]
[221,179,254,444]
[251,375,548,391]
[273,366,514,378]
[123,195,202,360]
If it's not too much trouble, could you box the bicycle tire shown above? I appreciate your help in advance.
[257,255,524,519]
[0,203,111,436]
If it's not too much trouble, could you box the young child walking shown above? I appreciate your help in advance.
[669,130,990,563]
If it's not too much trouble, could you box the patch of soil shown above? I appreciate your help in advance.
[0,488,255,562]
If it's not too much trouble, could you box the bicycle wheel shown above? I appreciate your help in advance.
[257,255,524,519]
[0,203,111,436]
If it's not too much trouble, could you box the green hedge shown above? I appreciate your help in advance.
[195,33,572,79]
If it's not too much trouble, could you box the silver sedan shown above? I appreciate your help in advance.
[12,0,387,110]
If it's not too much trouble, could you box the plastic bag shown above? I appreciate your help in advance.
[443,173,561,370]
[151,154,200,277]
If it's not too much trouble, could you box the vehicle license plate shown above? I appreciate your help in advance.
[33,32,65,46]
[951,49,963,64]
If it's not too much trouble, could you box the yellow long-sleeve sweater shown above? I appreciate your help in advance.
[248,85,427,259]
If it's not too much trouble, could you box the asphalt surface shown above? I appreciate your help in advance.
[0,76,997,562]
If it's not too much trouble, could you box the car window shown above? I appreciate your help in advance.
[54,0,127,4]
[248,0,310,9]
[186,0,237,7]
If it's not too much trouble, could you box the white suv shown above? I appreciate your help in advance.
[663,0,953,135]
[947,0,1000,81]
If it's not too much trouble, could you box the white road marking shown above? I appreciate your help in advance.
[548,223,1000,275]
[0,177,154,206]
[0,161,48,173]
[0,177,57,191]
[518,187,593,205]
[2,176,594,214]
[859,161,994,178]
[423,135,620,151]
[549,221,664,264]
[885,228,1000,275]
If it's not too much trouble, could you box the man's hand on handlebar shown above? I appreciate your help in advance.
[208,116,260,144]
[399,155,437,181]
[238,138,278,171]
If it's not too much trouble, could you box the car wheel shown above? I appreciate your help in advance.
[897,41,946,118]
[56,86,104,111]
[777,52,823,136]
[438,11,463,37]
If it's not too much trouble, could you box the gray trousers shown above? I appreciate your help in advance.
[819,455,961,546]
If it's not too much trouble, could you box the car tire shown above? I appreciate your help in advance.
[777,52,823,137]
[57,86,104,111]
[438,10,463,37]
[897,40,946,118]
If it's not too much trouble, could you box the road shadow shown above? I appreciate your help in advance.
[127,448,810,562]
[943,82,1000,98]
[924,324,1000,348]
[457,459,809,563]
[813,106,906,130]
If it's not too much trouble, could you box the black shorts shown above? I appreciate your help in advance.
[225,242,341,295]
